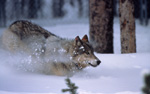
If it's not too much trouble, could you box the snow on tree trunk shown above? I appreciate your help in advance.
[119,0,136,53]
[89,0,114,53]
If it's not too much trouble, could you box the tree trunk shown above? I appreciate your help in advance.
[0,0,6,27]
[89,0,114,53]
[52,0,64,18]
[78,0,83,17]
[119,0,136,53]
[28,0,37,18]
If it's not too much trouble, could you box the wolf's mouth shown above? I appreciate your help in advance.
[88,63,98,67]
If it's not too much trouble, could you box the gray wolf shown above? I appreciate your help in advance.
[2,20,101,76]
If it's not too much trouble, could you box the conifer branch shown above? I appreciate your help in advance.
[62,78,78,94]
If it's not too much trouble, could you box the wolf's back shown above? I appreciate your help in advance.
[9,20,55,39]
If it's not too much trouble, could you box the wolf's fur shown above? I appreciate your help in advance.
[2,20,101,76]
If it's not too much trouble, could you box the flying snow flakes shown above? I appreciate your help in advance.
[35,49,38,51]
[70,56,73,60]
[53,48,56,52]
[42,49,45,52]
[77,56,81,62]
[79,46,85,51]
[58,48,67,53]
[73,51,77,55]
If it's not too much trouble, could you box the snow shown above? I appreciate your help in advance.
[0,18,150,94]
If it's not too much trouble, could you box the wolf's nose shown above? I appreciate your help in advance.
[97,60,101,65]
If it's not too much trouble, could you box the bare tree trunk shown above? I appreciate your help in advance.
[89,0,114,53]
[119,0,136,53]
[52,0,64,18]
[0,0,6,27]
[78,0,83,17]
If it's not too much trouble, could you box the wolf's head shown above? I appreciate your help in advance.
[72,35,101,69]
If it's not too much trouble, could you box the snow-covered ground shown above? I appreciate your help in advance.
[0,18,150,94]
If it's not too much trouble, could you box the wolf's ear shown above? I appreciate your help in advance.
[74,36,82,46]
[82,35,89,43]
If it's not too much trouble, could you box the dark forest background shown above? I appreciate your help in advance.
[0,0,150,27]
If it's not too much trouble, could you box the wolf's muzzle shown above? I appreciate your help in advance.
[88,60,101,67]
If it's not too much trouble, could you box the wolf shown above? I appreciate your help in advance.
[2,20,101,76]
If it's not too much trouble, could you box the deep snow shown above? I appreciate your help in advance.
[0,18,150,94]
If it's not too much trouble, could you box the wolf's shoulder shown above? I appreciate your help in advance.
[9,20,56,39]
[10,20,46,31]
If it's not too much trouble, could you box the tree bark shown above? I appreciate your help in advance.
[78,0,83,17]
[89,0,114,53]
[52,0,64,18]
[119,0,136,53]
[0,0,6,27]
